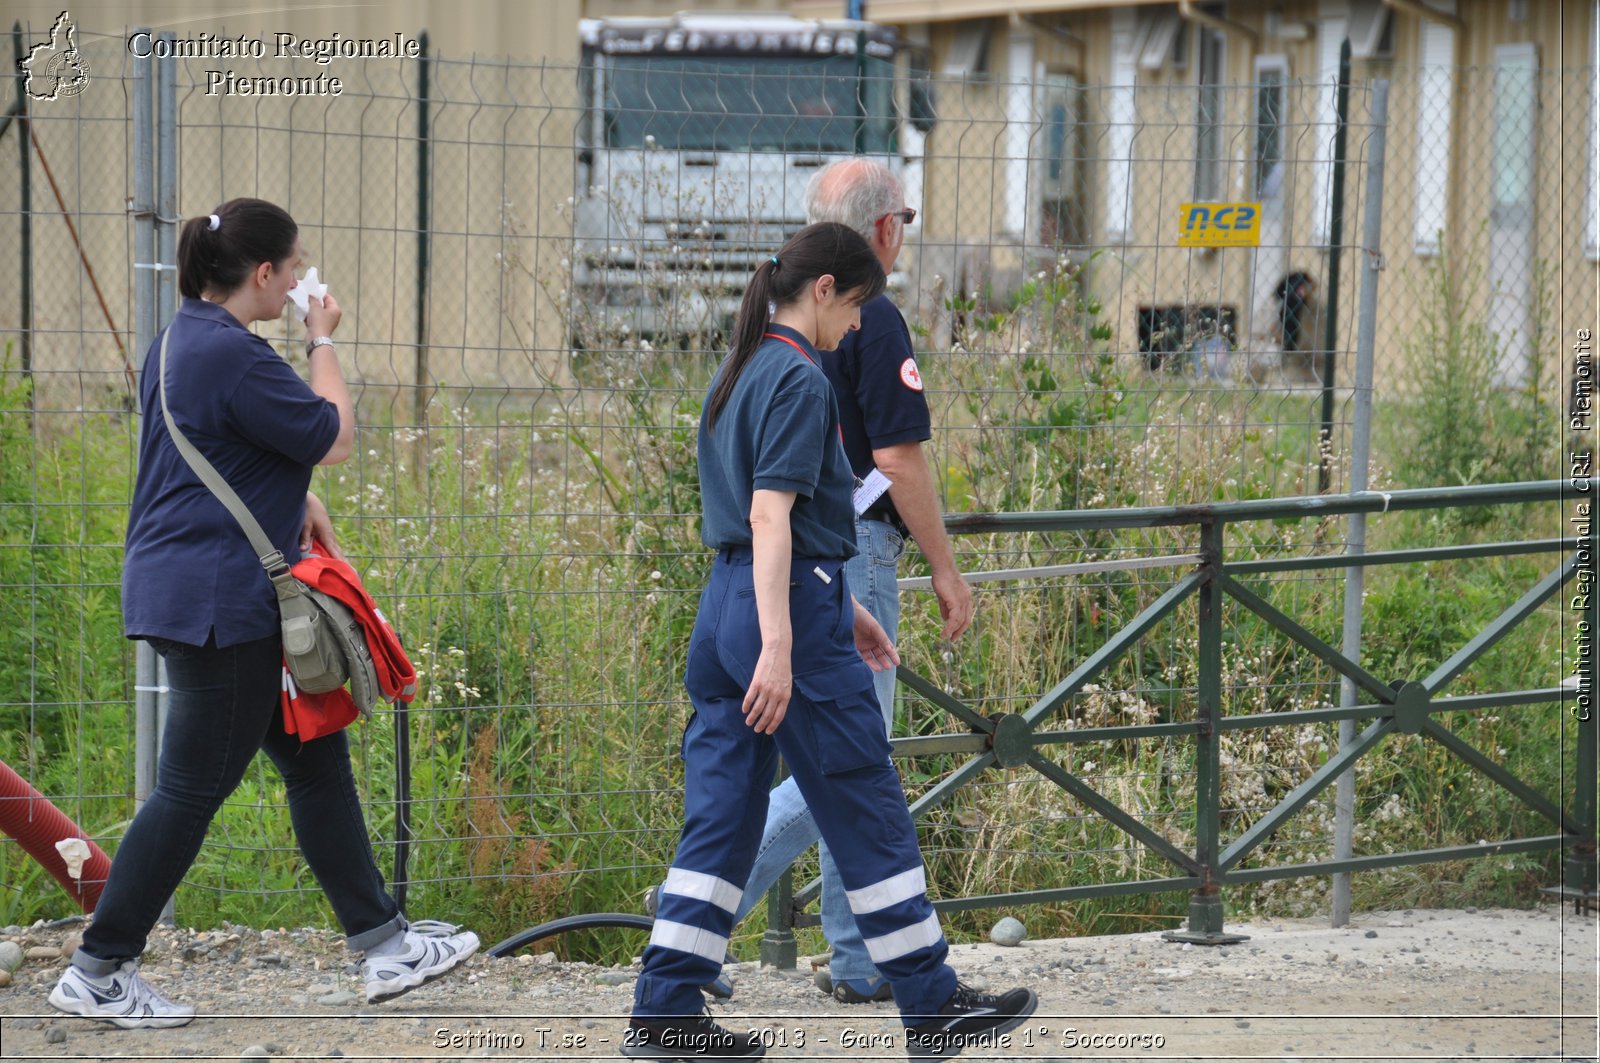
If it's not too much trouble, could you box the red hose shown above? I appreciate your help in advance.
[0,759,110,912]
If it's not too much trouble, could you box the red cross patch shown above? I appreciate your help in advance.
[899,358,924,392]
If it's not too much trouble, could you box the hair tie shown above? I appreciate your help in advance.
[207,214,221,231]
[769,255,780,269]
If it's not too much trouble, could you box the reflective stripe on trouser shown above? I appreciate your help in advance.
[631,551,957,1021]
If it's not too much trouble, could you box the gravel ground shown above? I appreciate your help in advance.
[0,905,1594,1061]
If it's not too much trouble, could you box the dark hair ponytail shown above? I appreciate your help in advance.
[708,221,885,429]
[177,198,298,300]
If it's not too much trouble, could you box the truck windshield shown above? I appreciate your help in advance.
[602,55,895,154]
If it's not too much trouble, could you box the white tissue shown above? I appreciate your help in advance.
[55,837,90,879]
[287,267,328,322]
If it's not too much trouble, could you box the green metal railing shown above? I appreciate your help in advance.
[762,480,1593,962]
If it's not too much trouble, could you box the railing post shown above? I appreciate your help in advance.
[1165,519,1246,945]
[1564,700,1597,901]
[759,867,798,969]
[1559,569,1598,904]
[759,757,798,969]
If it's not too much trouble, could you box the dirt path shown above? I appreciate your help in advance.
[1,906,1594,1061]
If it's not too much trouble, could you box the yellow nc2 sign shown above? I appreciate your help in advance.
[1179,202,1262,247]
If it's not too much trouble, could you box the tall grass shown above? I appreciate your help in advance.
[0,247,1574,959]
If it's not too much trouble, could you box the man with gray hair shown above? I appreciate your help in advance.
[730,156,974,1004]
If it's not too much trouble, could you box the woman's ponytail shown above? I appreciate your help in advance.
[176,215,217,300]
[707,260,779,429]
[177,198,297,301]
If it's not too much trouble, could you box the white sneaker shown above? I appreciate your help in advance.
[48,961,196,1029]
[363,920,479,1003]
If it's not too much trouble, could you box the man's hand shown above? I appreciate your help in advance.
[931,567,974,642]
[874,440,973,643]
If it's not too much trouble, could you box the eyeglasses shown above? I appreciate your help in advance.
[878,207,916,226]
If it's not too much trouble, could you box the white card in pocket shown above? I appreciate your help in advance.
[852,468,892,515]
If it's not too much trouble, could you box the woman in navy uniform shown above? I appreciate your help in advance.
[47,199,476,1029]
[621,222,1036,1060]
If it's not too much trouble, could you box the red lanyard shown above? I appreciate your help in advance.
[763,331,815,365]
[763,332,843,446]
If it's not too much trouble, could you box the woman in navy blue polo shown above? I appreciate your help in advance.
[622,222,1036,1060]
[48,199,476,1029]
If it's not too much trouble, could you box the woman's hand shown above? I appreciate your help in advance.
[743,641,793,734]
[303,292,354,465]
[853,597,900,672]
[304,292,342,341]
[301,491,344,561]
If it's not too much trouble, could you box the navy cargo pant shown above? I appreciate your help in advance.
[632,548,958,1022]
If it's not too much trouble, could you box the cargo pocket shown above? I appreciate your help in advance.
[787,560,855,675]
[791,666,892,775]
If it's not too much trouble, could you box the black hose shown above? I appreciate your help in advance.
[486,913,653,958]
[487,912,735,998]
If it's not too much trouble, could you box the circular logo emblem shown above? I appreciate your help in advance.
[899,358,924,392]
[45,51,91,98]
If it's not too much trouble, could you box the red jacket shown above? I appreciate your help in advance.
[279,540,417,741]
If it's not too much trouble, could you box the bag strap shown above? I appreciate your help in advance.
[158,326,294,584]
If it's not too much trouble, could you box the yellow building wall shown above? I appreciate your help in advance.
[1364,0,1594,395]
[8,0,587,408]
[868,0,1595,402]
[6,0,1592,407]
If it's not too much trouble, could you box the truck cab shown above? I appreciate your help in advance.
[573,12,916,345]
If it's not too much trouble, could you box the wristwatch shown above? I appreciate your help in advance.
[306,336,336,356]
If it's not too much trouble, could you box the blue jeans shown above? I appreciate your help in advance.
[73,634,403,975]
[730,516,905,983]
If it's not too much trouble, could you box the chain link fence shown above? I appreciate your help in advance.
[0,26,1580,948]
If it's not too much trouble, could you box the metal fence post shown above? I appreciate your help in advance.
[1165,519,1243,945]
[1317,37,1352,495]
[10,23,32,389]
[413,31,431,428]
[151,35,179,928]
[130,33,159,820]
[157,35,176,327]
[1331,80,1389,929]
